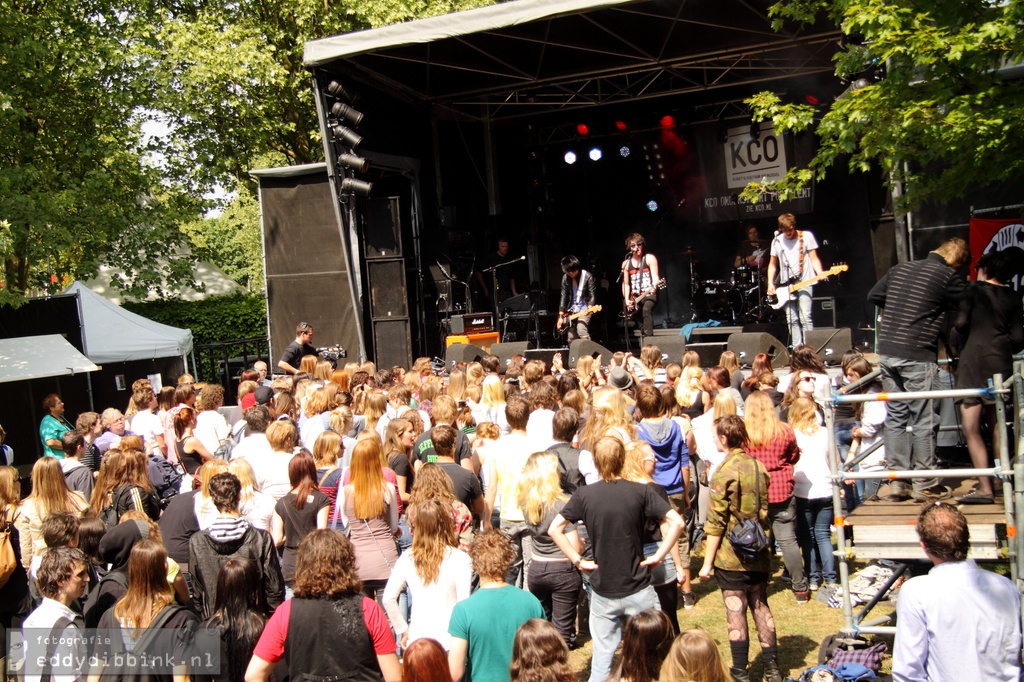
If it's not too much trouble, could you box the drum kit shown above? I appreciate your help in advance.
[680,248,772,323]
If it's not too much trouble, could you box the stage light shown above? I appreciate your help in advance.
[620,145,631,157]
[803,94,820,106]
[647,200,658,212]
[330,101,364,128]
[576,123,589,136]
[564,151,577,165]
[326,80,355,101]
[660,115,674,128]
[589,147,602,161]
[331,124,362,151]
[341,177,373,196]
[337,152,369,173]
[614,120,628,131]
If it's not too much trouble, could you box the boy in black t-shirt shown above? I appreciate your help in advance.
[549,436,684,682]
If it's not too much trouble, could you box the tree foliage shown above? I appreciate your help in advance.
[181,187,263,289]
[0,0,200,304]
[742,0,1024,210]
[122,292,267,346]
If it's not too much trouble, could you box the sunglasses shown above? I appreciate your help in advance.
[799,377,815,383]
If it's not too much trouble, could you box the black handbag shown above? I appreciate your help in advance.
[727,456,769,562]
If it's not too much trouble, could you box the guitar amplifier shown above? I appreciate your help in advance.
[451,312,494,335]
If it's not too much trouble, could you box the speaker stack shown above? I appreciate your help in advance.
[727,332,791,368]
[568,339,613,367]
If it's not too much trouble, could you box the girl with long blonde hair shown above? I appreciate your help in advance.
[383,418,416,505]
[18,457,88,568]
[446,370,467,403]
[361,390,387,435]
[336,438,399,598]
[299,386,332,451]
[789,397,837,590]
[718,350,742,390]
[465,362,485,387]
[579,386,636,450]
[193,458,231,529]
[227,458,276,531]
[382,499,472,650]
[658,628,730,682]
[516,451,581,644]
[472,374,509,435]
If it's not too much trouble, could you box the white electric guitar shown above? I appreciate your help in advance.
[768,264,848,309]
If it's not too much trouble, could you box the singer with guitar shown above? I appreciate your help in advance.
[766,213,826,346]
[621,232,661,340]
[557,255,599,341]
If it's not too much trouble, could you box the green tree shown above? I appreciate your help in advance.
[182,187,263,289]
[741,0,1024,211]
[0,0,200,304]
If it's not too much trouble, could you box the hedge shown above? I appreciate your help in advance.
[122,293,268,347]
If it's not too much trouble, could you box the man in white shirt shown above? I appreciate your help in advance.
[129,386,165,457]
[484,395,534,587]
[19,547,90,682]
[766,212,825,346]
[893,502,1021,681]
[232,406,273,461]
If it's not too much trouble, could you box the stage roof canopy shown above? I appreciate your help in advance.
[304,0,843,122]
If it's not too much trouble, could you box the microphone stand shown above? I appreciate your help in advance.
[482,256,526,339]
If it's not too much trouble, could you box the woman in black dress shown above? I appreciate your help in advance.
[954,250,1024,504]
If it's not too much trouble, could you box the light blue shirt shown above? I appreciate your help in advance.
[893,558,1021,681]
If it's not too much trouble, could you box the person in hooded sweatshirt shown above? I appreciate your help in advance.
[83,519,149,627]
[60,431,94,501]
[188,472,284,619]
[634,384,694,608]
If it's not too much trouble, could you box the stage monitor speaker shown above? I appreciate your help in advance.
[491,342,529,369]
[805,327,853,366]
[727,333,790,368]
[741,322,788,344]
[361,196,402,259]
[642,337,687,365]
[569,339,613,367]
[525,347,569,369]
[372,319,412,371]
[687,342,728,368]
[446,343,487,368]
[812,297,837,328]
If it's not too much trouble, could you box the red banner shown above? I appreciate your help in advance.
[968,217,1024,287]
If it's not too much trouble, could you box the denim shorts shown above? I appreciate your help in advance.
[642,541,677,586]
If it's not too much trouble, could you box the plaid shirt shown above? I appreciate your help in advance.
[746,424,799,504]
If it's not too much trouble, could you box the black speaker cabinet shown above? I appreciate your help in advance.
[727,333,790,367]
[805,327,853,366]
[686,342,728,368]
[642,337,687,365]
[446,343,488,368]
[361,196,402,259]
[568,339,613,367]
[524,348,569,369]
[491,341,530,369]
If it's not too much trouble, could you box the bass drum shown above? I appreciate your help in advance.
[732,266,759,289]
[693,280,740,321]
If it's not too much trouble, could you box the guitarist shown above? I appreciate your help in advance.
[621,232,661,340]
[558,254,598,341]
[767,213,825,346]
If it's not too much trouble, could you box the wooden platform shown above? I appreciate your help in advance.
[846,477,1009,561]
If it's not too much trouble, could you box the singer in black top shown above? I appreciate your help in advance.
[558,255,598,341]
[621,232,660,338]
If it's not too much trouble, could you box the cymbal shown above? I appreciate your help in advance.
[678,247,702,256]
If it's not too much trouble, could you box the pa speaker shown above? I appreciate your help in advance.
[727,333,790,368]
[446,343,487,368]
[687,342,728,368]
[569,339,613,367]
[642,337,687,366]
[805,327,853,366]
[524,347,569,369]
[491,342,529,370]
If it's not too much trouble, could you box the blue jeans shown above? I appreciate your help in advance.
[588,586,659,682]
[796,496,835,584]
[878,356,939,492]
[835,423,861,509]
[784,288,813,346]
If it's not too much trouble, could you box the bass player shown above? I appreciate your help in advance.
[557,254,598,342]
[766,213,826,346]
[621,232,661,340]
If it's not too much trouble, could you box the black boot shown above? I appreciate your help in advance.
[729,666,750,682]
[762,657,783,682]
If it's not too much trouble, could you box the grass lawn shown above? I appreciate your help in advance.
[566,560,897,681]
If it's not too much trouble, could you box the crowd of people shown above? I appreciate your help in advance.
[1,252,1022,682]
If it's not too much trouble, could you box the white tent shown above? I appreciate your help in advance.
[0,334,99,383]
[63,281,194,365]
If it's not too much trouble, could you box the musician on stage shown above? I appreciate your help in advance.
[557,255,598,342]
[621,232,660,339]
[767,213,825,346]
[475,236,520,303]
[734,224,769,270]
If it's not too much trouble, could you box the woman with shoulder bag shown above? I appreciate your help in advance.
[697,415,780,682]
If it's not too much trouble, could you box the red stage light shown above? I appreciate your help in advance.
[660,115,674,128]
[804,94,820,106]
[576,123,589,136]
[614,120,628,131]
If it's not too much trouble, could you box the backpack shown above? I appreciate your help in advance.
[99,487,129,529]
[148,455,182,508]
[213,421,247,460]
[0,508,18,588]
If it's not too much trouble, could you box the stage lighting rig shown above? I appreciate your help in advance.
[325,78,372,200]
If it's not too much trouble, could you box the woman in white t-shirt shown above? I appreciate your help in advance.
[129,386,165,457]
[193,384,229,454]
[789,397,836,589]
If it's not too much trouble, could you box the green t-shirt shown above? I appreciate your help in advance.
[39,414,71,459]
[448,585,545,682]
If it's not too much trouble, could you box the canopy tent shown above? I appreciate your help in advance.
[304,0,842,122]
[63,281,193,365]
[0,334,98,384]
[81,261,245,306]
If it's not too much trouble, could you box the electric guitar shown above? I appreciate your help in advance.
[624,278,667,319]
[554,305,603,337]
[768,265,848,309]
